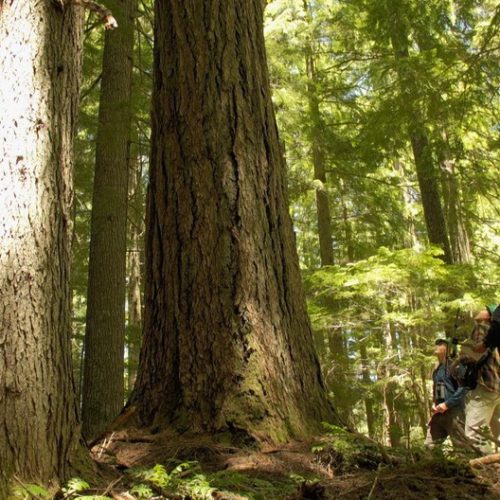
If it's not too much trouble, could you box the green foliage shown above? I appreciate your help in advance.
[208,471,298,500]
[303,245,499,441]
[128,462,214,498]
[129,483,154,499]
[265,0,500,267]
[132,463,170,488]
[9,477,105,500]
[305,245,496,336]
[62,478,91,497]
[10,482,51,499]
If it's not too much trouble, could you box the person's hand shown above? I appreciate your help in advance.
[435,403,448,413]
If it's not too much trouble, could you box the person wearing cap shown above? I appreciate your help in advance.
[464,305,500,454]
[425,338,469,448]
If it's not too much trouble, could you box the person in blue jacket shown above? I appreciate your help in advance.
[425,338,469,448]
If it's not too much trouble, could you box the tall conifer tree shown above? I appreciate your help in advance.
[82,0,136,440]
[128,0,335,441]
[0,2,83,493]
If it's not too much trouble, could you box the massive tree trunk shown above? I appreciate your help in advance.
[82,0,135,440]
[388,11,453,264]
[0,1,83,493]
[128,0,335,442]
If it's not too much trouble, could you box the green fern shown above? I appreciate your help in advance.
[129,483,154,499]
[10,483,51,499]
[62,477,90,496]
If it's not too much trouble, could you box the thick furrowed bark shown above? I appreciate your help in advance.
[129,0,335,442]
[0,1,83,493]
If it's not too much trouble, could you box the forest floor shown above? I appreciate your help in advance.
[77,427,500,500]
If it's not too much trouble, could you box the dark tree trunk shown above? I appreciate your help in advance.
[82,0,135,440]
[129,0,335,441]
[0,1,83,494]
[389,14,453,264]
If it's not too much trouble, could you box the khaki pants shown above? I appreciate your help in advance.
[465,384,500,454]
[425,407,468,448]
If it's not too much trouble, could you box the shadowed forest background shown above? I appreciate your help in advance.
[0,0,499,498]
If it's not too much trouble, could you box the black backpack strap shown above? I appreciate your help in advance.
[484,304,500,349]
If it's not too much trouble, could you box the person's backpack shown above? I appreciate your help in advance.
[485,303,500,350]
[451,351,491,390]
[451,356,478,390]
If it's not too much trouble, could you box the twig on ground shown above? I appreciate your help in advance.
[102,476,123,496]
[97,431,117,459]
[367,464,382,500]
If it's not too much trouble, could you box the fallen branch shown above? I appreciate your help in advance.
[470,453,500,467]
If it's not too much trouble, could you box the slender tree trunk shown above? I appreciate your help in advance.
[381,322,402,447]
[340,180,355,262]
[389,11,452,263]
[327,328,353,426]
[415,325,432,421]
[128,0,335,442]
[82,0,135,440]
[126,154,144,394]
[411,375,429,437]
[360,343,375,438]
[303,0,334,266]
[437,132,471,264]
[411,33,471,264]
[394,160,418,249]
[0,2,83,493]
